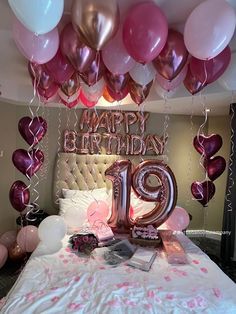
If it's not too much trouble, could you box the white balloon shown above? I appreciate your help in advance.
[218,52,236,90]
[129,62,156,86]
[184,0,236,60]
[8,0,64,35]
[81,78,105,102]
[38,216,66,245]
[154,83,177,99]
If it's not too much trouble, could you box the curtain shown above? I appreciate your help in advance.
[221,103,236,262]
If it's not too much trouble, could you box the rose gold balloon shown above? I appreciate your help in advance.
[103,86,115,103]
[79,53,105,86]
[72,0,120,51]
[184,67,206,95]
[8,242,26,262]
[128,78,153,105]
[105,160,132,233]
[61,73,80,97]
[132,161,177,227]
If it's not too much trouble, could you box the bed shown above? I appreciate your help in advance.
[1,153,236,314]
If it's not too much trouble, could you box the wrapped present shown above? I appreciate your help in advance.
[160,231,188,264]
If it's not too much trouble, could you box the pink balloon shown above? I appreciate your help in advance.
[102,28,135,74]
[0,244,8,269]
[45,49,75,84]
[17,225,39,253]
[155,64,188,92]
[123,2,168,63]
[184,0,236,60]
[87,201,110,225]
[80,91,97,108]
[164,206,190,231]
[189,46,231,84]
[13,17,59,64]
[0,230,17,249]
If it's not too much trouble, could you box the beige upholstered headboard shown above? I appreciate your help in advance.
[53,153,120,206]
[53,152,164,207]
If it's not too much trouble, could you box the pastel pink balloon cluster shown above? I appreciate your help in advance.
[10,0,236,107]
[0,226,40,269]
[191,134,226,207]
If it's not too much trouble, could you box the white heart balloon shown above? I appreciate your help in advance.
[129,62,156,86]
[8,0,64,34]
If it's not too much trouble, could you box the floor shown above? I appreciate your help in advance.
[0,237,235,300]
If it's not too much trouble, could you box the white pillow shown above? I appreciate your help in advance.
[62,187,110,200]
[130,191,156,218]
[59,198,89,234]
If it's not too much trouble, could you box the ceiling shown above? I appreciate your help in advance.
[0,0,236,116]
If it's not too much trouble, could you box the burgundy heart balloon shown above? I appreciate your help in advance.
[12,149,44,178]
[184,67,205,95]
[193,134,223,158]
[107,85,129,101]
[28,62,54,90]
[79,53,105,86]
[190,46,231,84]
[153,29,189,81]
[18,116,47,147]
[60,23,96,73]
[128,78,153,105]
[191,180,215,207]
[61,73,80,97]
[204,156,226,181]
[104,70,130,93]
[9,180,30,212]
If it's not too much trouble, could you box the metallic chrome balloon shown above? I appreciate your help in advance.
[132,160,177,227]
[79,53,105,86]
[9,180,30,212]
[128,78,153,105]
[105,160,132,233]
[184,67,206,95]
[72,0,120,51]
[104,70,130,93]
[18,116,47,147]
[193,134,223,159]
[153,30,189,81]
[191,180,215,207]
[60,23,96,72]
[61,73,80,97]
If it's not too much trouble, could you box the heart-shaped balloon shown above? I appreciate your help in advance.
[28,62,54,90]
[107,85,129,101]
[12,149,44,178]
[204,156,226,181]
[128,78,152,105]
[79,53,105,86]
[184,67,205,95]
[191,180,215,207]
[193,134,223,158]
[60,23,96,73]
[18,116,47,147]
[104,70,130,93]
[61,73,81,97]
[9,180,30,212]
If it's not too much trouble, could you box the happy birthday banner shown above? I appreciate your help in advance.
[63,110,166,155]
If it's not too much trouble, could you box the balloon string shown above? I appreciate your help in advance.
[225,94,235,213]
[163,94,170,164]
[55,104,62,205]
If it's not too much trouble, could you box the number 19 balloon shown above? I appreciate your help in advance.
[105,160,177,233]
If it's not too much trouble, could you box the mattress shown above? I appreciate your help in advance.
[1,233,236,314]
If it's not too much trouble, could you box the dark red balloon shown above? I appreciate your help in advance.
[37,82,58,100]
[190,46,231,84]
[153,29,189,81]
[61,73,80,97]
[60,23,96,73]
[45,48,75,84]
[9,180,30,212]
[18,116,47,147]
[193,134,223,159]
[107,85,129,101]
[79,53,105,86]
[204,156,226,181]
[184,67,205,95]
[104,70,130,93]
[128,78,152,105]
[191,180,215,207]
[12,149,44,178]
[28,62,54,90]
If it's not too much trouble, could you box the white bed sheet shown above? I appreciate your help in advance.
[1,234,236,314]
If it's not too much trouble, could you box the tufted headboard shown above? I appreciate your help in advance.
[53,153,121,206]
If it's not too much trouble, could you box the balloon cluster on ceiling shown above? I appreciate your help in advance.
[9,0,236,108]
